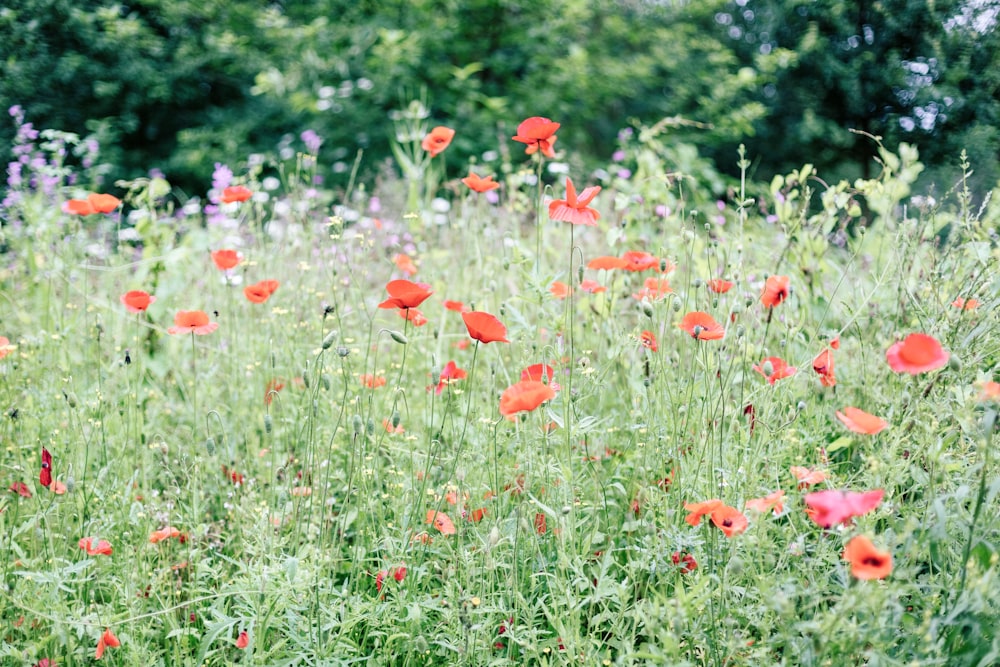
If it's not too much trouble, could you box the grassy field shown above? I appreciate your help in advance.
[1,115,999,666]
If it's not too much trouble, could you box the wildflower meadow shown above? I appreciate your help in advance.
[1,105,999,666]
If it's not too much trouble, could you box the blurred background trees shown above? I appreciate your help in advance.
[1,0,996,197]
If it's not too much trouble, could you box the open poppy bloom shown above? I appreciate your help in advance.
[548,178,601,226]
[244,280,279,304]
[745,490,785,516]
[421,126,455,157]
[39,447,52,488]
[521,363,560,391]
[620,251,660,272]
[361,374,387,389]
[836,407,888,435]
[579,279,606,294]
[393,253,417,276]
[952,297,980,310]
[978,380,1000,402]
[426,510,457,535]
[512,116,560,157]
[549,281,569,299]
[79,536,113,556]
[677,311,724,340]
[790,465,828,489]
[707,278,734,294]
[378,279,433,310]
[499,380,556,418]
[843,535,893,579]
[885,333,949,374]
[167,310,218,335]
[804,489,884,528]
[95,627,120,660]
[462,311,509,344]
[443,300,468,312]
[433,361,467,394]
[236,630,249,649]
[64,193,121,215]
[753,356,797,384]
[9,481,31,497]
[149,526,185,544]
[672,551,698,573]
[210,249,242,270]
[220,185,252,203]
[632,277,673,302]
[398,308,428,326]
[120,290,156,313]
[0,336,14,359]
[462,172,500,193]
[684,499,723,526]
[587,256,629,271]
[711,505,749,537]
[812,348,836,386]
[761,275,790,308]
[640,330,658,352]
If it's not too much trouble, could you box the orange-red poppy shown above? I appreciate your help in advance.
[149,526,184,544]
[683,499,723,527]
[499,380,556,418]
[672,551,698,573]
[521,363,558,387]
[753,356,797,384]
[78,536,113,556]
[462,172,500,193]
[421,126,455,157]
[640,330,658,352]
[843,535,893,579]
[120,290,156,313]
[804,489,884,528]
[621,251,659,272]
[978,380,1000,402]
[88,193,121,213]
[790,465,828,489]
[885,333,949,374]
[244,282,272,304]
[632,277,672,301]
[836,407,888,435]
[548,177,601,227]
[534,512,547,535]
[220,185,252,203]
[236,631,249,649]
[167,310,218,335]
[761,275,790,308]
[707,278,734,294]
[378,279,433,310]
[95,627,120,660]
[710,505,748,537]
[587,256,628,271]
[433,360,467,394]
[398,307,428,326]
[383,418,404,434]
[462,311,509,344]
[744,490,785,516]
[64,198,96,215]
[211,249,242,270]
[0,336,14,359]
[426,510,457,535]
[444,299,468,312]
[361,374,387,389]
[812,348,836,386]
[264,378,285,405]
[579,279,606,294]
[952,297,980,310]
[677,311,724,340]
[393,253,417,276]
[549,281,569,299]
[512,116,560,157]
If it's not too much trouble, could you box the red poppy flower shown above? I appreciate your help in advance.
[804,489,884,528]
[632,277,673,301]
[978,380,1000,402]
[684,499,723,527]
[244,282,272,304]
[264,378,285,405]
[120,290,156,313]
[744,490,785,516]
[462,311,509,344]
[426,510,457,535]
[620,251,659,272]
[836,407,888,435]
[149,526,184,544]
[167,310,218,335]
[221,185,252,204]
[63,198,96,215]
[9,482,31,497]
[677,311,725,340]
[579,279,606,294]
[952,297,980,310]
[790,466,828,489]
[843,535,893,579]
[885,333,949,374]
[434,360,467,394]
[512,117,560,157]
[707,278,734,294]
[549,281,569,299]
[499,380,556,418]
[753,356,797,384]
[534,512,547,535]
[672,551,698,573]
[78,536,113,556]
[520,363,558,389]
[0,336,14,359]
[398,307,428,326]
[88,193,122,213]
[40,447,52,488]
[393,253,417,276]
[587,256,628,271]
[421,126,455,157]
[211,249,242,270]
[640,330,658,352]
[236,631,249,649]
[710,505,748,537]
[548,178,601,227]
[378,279,433,310]
[95,627,120,660]
[812,348,836,386]
[761,275,790,308]
[462,172,500,193]
[361,374,387,389]
[444,300,468,312]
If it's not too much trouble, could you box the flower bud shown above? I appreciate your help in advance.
[672,297,682,312]
[337,346,350,358]
[205,437,216,455]
[352,414,364,435]
[389,330,408,345]
[264,414,273,434]
[640,299,654,318]
[321,330,337,350]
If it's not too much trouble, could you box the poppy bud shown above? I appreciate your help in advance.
[762,360,774,376]
[731,303,744,315]
[65,476,76,493]
[205,437,216,455]
[640,299,654,319]
[577,265,584,283]
[321,374,332,391]
[64,391,78,408]
[352,414,364,435]
[264,414,273,434]
[561,505,571,515]
[745,296,754,307]
[948,356,961,371]
[672,297,682,312]
[389,330,408,345]
[736,325,745,338]
[796,401,807,412]
[322,330,337,350]
[337,346,350,358]
[712,297,719,309]
[366,418,375,435]
[391,411,401,429]
[660,259,670,273]
[302,369,311,388]
[693,278,704,288]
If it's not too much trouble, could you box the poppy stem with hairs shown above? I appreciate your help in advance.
[190,332,198,431]
[533,154,544,276]
[563,224,576,464]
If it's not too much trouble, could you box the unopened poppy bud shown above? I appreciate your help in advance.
[337,346,350,358]
[321,374,332,391]
[745,296,754,307]
[672,297,682,312]
[577,265,584,283]
[561,505,571,515]
[65,476,75,493]
[796,401,807,412]
[643,377,651,387]
[660,259,670,273]
[948,356,961,371]
[205,437,216,455]
[762,360,774,376]
[488,526,501,548]
[352,414,364,435]
[366,418,375,435]
[640,299,654,318]
[63,391,78,408]
[264,414,273,434]
[322,330,337,350]
[270,352,276,368]
[736,325,745,338]
[391,411,401,428]
[389,330,408,345]
[302,369,311,388]
[692,278,704,288]
[712,297,719,309]
[503,259,510,270]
